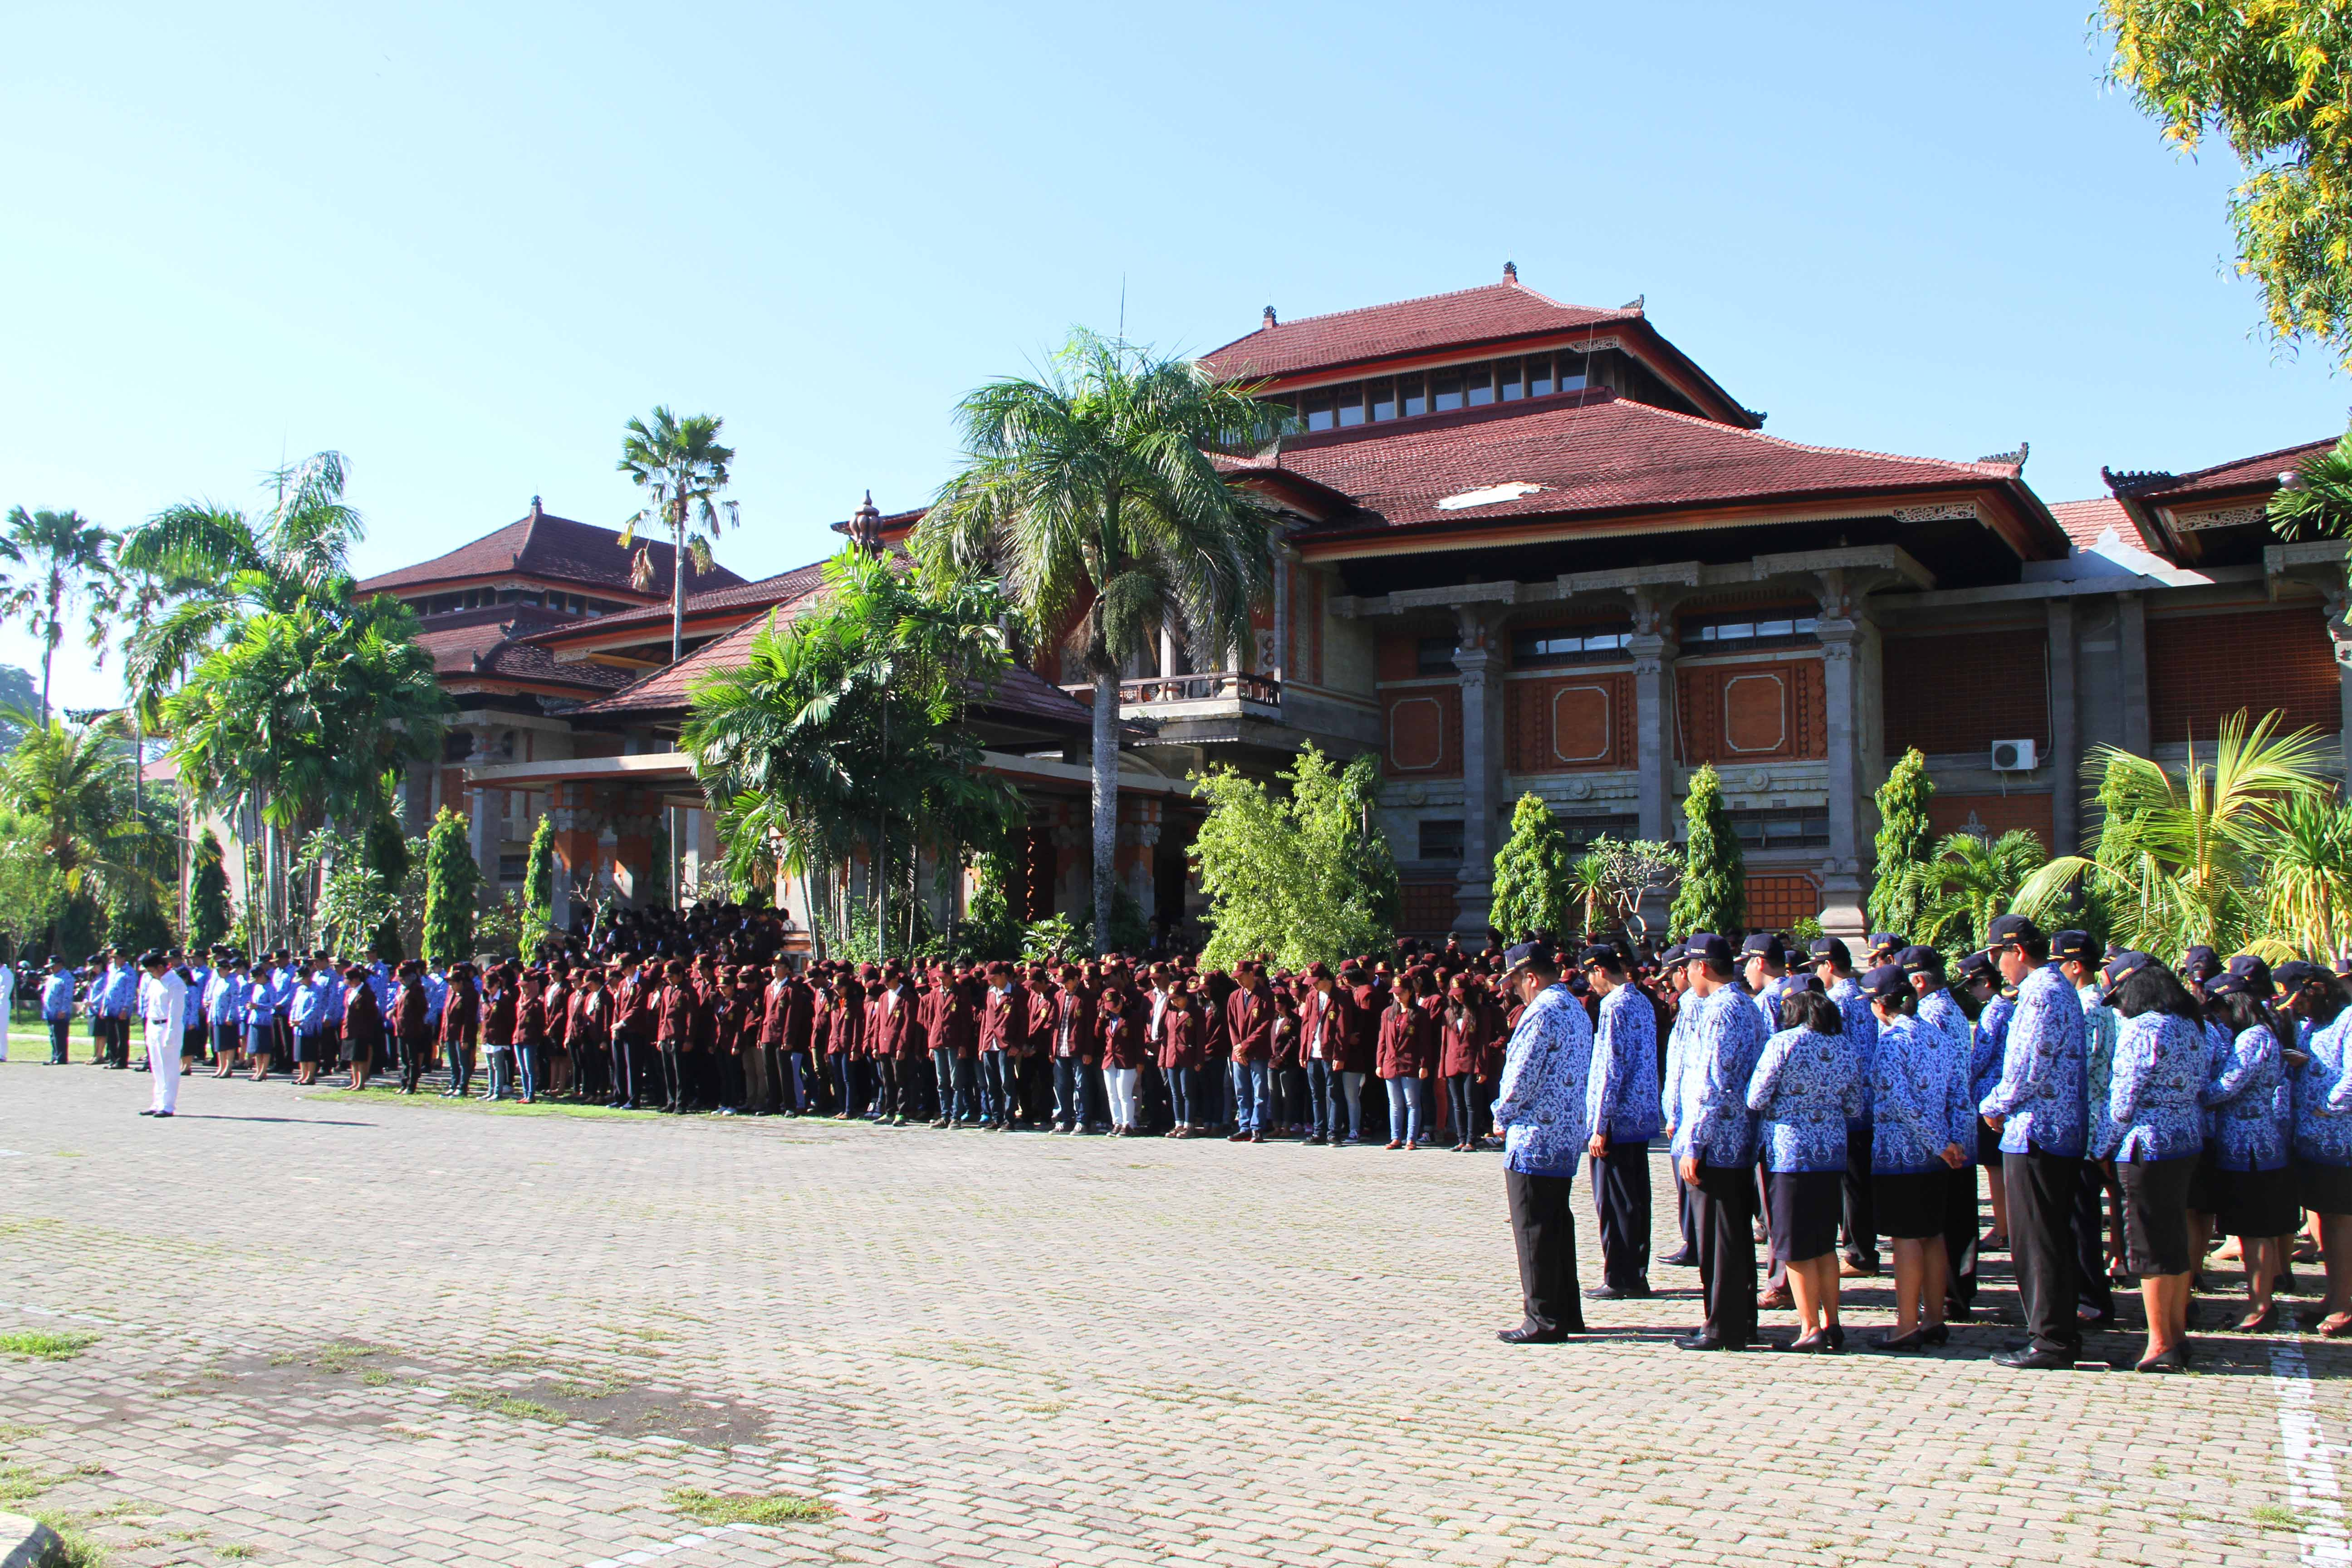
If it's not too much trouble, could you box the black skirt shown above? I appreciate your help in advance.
[2220,1165,2300,1240]
[1873,1168,1947,1240]
[2185,1146,2224,1215]
[2302,1158,2352,1218]
[1768,1170,1843,1263]
[2119,1156,2197,1277]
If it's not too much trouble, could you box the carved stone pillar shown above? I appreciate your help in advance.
[1813,570,1867,939]
[2118,591,2151,757]
[1451,605,1507,943]
[2046,599,2078,854]
[1625,586,1682,845]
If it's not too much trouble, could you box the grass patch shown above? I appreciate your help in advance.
[0,1464,57,1503]
[31,1513,108,1568]
[666,1487,834,1526]
[2253,1502,2301,1529]
[314,1342,376,1374]
[217,1547,257,1561]
[446,1389,568,1423]
[0,1330,98,1361]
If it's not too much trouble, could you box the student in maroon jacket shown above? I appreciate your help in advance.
[978,962,1019,1131]
[341,964,384,1092]
[392,960,433,1096]
[1049,963,1096,1134]
[1159,981,1208,1136]
[1225,960,1277,1143]
[929,970,978,1128]
[613,955,658,1110]
[515,970,549,1105]
[1301,964,1349,1146]
[1376,970,1438,1150]
[543,961,573,1099]
[440,962,481,1098]
[758,957,792,1116]
[1440,973,1498,1153]
[568,968,609,1102]
[1098,981,1148,1135]
[654,958,695,1113]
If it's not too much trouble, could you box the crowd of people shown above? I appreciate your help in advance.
[25,906,2340,1371]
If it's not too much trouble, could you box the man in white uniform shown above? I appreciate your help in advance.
[137,950,187,1117]
[0,954,15,1060]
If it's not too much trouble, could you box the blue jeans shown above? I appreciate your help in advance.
[1306,1059,1336,1140]
[485,1048,514,1099]
[1166,1063,1197,1127]
[782,1049,812,1112]
[980,1049,1010,1121]
[1332,1070,1367,1140]
[1230,1058,1271,1134]
[1052,1058,1087,1130]
[515,1043,541,1100]
[1384,1076,1425,1144]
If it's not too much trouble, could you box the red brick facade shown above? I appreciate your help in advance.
[2146,605,2340,745]
[1504,671,1637,773]
[1882,632,2048,756]
[1398,878,1460,936]
[1677,658,1825,765]
[1382,686,1463,777]
[1745,873,1821,931]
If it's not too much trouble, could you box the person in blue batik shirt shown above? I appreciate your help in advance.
[1490,941,1594,1343]
[1655,944,1701,1268]
[1581,943,1660,1299]
[2282,962,2352,1336]
[1900,946,1984,1315]
[39,956,76,1065]
[1812,936,1882,1277]
[2097,951,2208,1373]
[1978,914,2087,1369]
[1746,988,1864,1352]
[1744,933,1795,1030]
[1672,934,1770,1352]
[1858,962,1971,1348]
[2201,972,2298,1334]
[2054,930,2119,1326]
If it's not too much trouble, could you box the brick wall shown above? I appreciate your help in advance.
[1398,879,1460,936]
[1745,874,1820,931]
[1883,632,2048,756]
[1383,686,1462,777]
[1677,658,1825,765]
[2146,605,2339,745]
[1926,791,2053,851]
[1504,672,1637,773]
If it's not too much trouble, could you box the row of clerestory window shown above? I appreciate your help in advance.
[1269,350,1593,433]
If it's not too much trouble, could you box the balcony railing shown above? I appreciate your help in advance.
[1063,670,1283,715]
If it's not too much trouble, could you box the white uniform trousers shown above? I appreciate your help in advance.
[144,1017,180,1113]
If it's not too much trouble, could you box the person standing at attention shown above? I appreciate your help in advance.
[1978,913,2089,1370]
[41,956,75,1065]
[1491,940,1594,1344]
[1673,934,1770,1351]
[135,949,188,1117]
[1583,943,1660,1298]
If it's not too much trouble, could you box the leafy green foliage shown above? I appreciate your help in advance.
[1489,794,1575,943]
[2104,2,2352,368]
[1669,764,1746,937]
[0,506,117,726]
[421,808,479,966]
[618,407,740,659]
[1191,745,1395,969]
[1867,747,1937,937]
[523,813,556,940]
[188,828,233,950]
[295,828,397,957]
[0,714,165,956]
[1890,830,2048,960]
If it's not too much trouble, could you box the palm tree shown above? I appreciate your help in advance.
[2015,710,2334,956]
[0,711,163,947]
[2262,792,2352,960]
[2270,430,2352,539]
[0,507,119,726]
[618,407,740,665]
[917,329,1277,951]
[1893,829,2048,954]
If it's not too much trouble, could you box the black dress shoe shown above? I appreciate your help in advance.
[2133,1347,2188,1373]
[1587,1284,1652,1301]
[1993,1347,2075,1370]
[1657,1250,1698,1268]
[1673,1333,1730,1351]
[1922,1324,1950,1347]
[1496,1325,1568,1345]
[1875,1327,1929,1351]
[1788,1329,1838,1353]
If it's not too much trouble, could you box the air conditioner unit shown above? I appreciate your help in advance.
[1989,739,2037,772]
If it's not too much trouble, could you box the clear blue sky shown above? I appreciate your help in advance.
[3,2,2344,712]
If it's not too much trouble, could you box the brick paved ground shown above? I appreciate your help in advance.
[0,1051,2337,1568]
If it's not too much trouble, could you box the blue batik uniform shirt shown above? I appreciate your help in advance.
[2107,1011,2210,1162]
[1660,991,1698,1134]
[1980,962,2087,1156]
[1970,990,2014,1106]
[99,962,136,1019]
[1827,975,1879,1126]
[2079,982,2120,1163]
[423,970,449,1029]
[1870,1014,1974,1172]
[1746,1024,1863,1172]
[1492,982,1595,1178]
[39,972,74,1021]
[1588,982,1662,1144]
[2204,1022,2292,1172]
[1675,984,1769,1167]
[2294,1012,2352,1166]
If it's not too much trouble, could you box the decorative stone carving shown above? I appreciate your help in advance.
[1892,501,1979,524]
[2177,504,2266,532]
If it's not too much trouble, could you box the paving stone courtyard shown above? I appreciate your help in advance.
[0,1048,2339,1568]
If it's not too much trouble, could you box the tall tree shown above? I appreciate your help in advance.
[1891,829,2049,957]
[188,828,233,951]
[0,713,162,952]
[919,329,1277,951]
[1191,745,1395,970]
[618,407,739,666]
[1669,764,1746,937]
[522,812,556,946]
[421,807,480,965]
[1866,747,1937,938]
[0,506,118,726]
[2104,2,2352,368]
[1489,794,1577,944]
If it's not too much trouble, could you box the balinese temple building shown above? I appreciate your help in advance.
[358,268,2346,946]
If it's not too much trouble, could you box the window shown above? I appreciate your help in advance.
[1335,383,1366,427]
[1497,358,1524,401]
[1368,379,1397,422]
[1417,819,1465,862]
[496,588,519,605]
[1416,636,1459,674]
[1513,622,1634,666]
[498,854,527,883]
[1528,353,1555,398]
[1431,369,1464,412]
[1257,348,1600,433]
[1304,390,1336,432]
[1400,375,1426,417]
[1557,349,1589,391]
[1682,610,1820,652]
[1464,363,1494,407]
[1558,813,1641,851]
[442,732,474,763]
[1727,808,1830,851]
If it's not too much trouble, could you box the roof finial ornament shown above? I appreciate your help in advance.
[1621,293,1645,312]
[529,495,543,520]
[848,490,883,554]
[1503,260,1517,282]
[1263,304,1277,329]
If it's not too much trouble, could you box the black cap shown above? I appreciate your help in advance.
[1897,945,1945,981]
[1502,939,1560,973]
[1740,931,1782,961]
[2275,960,2329,992]
[1578,943,1625,970]
[1658,942,1687,967]
[1986,913,2043,949]
[1957,949,1998,985]
[1683,934,1735,970]
[1808,936,1852,967]
[2205,972,2251,999]
[137,948,166,969]
[2181,945,2222,980]
[2102,949,2157,1001]
[1866,933,1906,961]
[2052,929,2097,963]
[1861,962,1910,1002]
[2226,953,2276,997]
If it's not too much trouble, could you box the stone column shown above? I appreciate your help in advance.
[1271,548,1292,687]
[2118,591,2151,756]
[2325,585,2352,790]
[2046,599,2078,853]
[468,778,494,898]
[1451,605,1506,943]
[1813,571,1867,939]
[1625,586,1681,845]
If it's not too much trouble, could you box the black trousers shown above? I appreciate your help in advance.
[1943,1161,1980,1308]
[1504,1169,1585,1333]
[1694,1161,1759,1346]
[1842,1126,1880,1268]
[1674,1166,1698,1255]
[1592,1142,1652,1290]
[2004,1147,2083,1358]
[2073,1158,2117,1321]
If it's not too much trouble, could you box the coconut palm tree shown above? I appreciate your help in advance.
[2270,430,2352,539]
[0,711,163,945]
[618,407,740,665]
[1892,829,2049,955]
[917,329,1277,951]
[2015,710,2334,957]
[2260,792,2352,960]
[0,506,119,726]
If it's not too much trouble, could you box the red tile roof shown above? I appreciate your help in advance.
[1200,278,1637,382]
[415,606,639,696]
[2048,498,2130,552]
[521,561,830,647]
[2103,437,2337,502]
[1226,391,2038,537]
[355,506,746,598]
